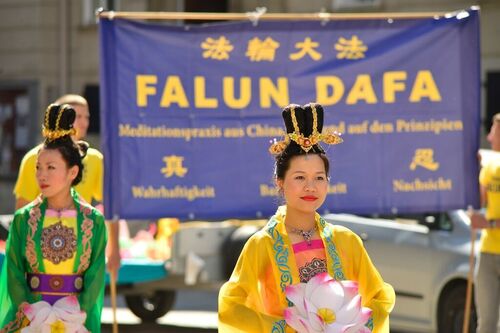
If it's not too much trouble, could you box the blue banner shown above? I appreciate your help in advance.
[99,9,480,220]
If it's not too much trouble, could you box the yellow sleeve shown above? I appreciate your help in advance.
[91,150,104,202]
[13,149,39,202]
[337,229,395,333]
[77,148,104,203]
[218,234,286,333]
[479,163,491,187]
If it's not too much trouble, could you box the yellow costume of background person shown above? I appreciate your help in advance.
[478,157,500,254]
[13,145,103,204]
[219,206,395,333]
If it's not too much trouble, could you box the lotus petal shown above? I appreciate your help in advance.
[299,317,323,333]
[310,279,344,310]
[305,273,332,300]
[304,297,320,318]
[285,305,324,333]
[284,307,307,332]
[340,281,359,302]
[343,322,370,333]
[324,322,347,333]
[309,311,326,331]
[26,309,56,329]
[335,295,362,324]
[285,274,372,333]
[286,283,308,315]
[64,322,90,333]
[298,318,313,333]
[54,295,79,308]
[41,324,52,333]
[20,296,89,333]
[53,307,86,324]
[22,301,52,322]
[350,307,373,326]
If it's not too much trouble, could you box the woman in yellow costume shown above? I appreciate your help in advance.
[0,104,106,332]
[219,103,395,333]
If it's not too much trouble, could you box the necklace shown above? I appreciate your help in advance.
[289,225,317,246]
[47,203,74,220]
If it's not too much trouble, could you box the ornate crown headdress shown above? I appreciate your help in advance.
[269,103,343,155]
[42,103,77,141]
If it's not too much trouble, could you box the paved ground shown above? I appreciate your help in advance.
[102,321,216,333]
[101,290,218,332]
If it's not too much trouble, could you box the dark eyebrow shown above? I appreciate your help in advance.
[291,170,326,175]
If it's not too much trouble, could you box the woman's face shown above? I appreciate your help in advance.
[72,104,90,140]
[487,122,500,152]
[276,154,328,214]
[36,148,78,199]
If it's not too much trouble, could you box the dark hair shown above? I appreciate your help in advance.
[42,104,88,186]
[274,149,330,180]
[274,103,331,179]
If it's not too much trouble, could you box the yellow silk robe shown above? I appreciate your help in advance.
[219,207,395,333]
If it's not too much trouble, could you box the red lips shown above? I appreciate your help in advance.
[301,196,318,201]
[40,184,49,189]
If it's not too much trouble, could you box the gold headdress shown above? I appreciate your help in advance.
[269,103,342,155]
[42,103,77,141]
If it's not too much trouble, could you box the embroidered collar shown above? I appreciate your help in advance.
[25,188,95,274]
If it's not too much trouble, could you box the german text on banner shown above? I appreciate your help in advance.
[99,9,480,220]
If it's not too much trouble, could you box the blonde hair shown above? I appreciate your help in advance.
[494,113,500,124]
[54,94,88,108]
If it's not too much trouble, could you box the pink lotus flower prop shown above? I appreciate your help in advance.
[21,295,88,333]
[284,273,372,333]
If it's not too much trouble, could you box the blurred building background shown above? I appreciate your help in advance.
[0,0,498,213]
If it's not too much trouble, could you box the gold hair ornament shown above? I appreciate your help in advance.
[42,104,77,141]
[268,104,343,155]
[269,136,290,155]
